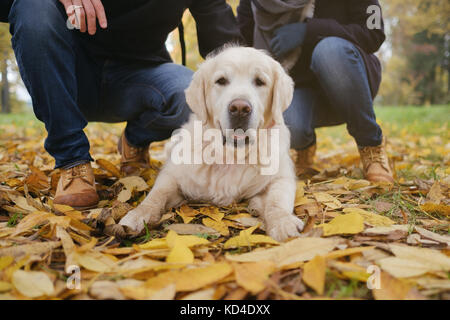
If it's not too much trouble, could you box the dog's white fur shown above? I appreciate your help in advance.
[119,46,304,241]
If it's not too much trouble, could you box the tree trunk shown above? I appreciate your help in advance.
[1,54,11,114]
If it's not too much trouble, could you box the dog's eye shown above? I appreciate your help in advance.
[215,77,229,86]
[254,77,266,87]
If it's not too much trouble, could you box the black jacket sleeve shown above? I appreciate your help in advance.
[236,0,254,46]
[190,0,242,58]
[0,0,13,23]
[303,0,386,54]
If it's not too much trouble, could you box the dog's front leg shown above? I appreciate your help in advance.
[119,172,182,233]
[262,178,304,242]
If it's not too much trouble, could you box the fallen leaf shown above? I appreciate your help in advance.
[414,226,450,246]
[202,217,229,236]
[313,192,342,209]
[12,270,55,298]
[233,261,275,294]
[226,237,340,268]
[343,208,395,227]
[96,159,121,178]
[166,223,219,236]
[372,272,424,300]
[378,244,450,277]
[177,205,199,224]
[224,225,278,249]
[320,212,364,236]
[0,241,61,259]
[302,255,326,295]
[199,207,224,222]
[74,251,116,273]
[166,244,194,264]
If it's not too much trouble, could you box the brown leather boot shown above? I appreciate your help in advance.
[358,137,394,184]
[295,143,317,177]
[118,132,150,176]
[54,163,99,210]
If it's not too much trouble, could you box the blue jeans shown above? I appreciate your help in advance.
[284,37,383,150]
[8,0,192,168]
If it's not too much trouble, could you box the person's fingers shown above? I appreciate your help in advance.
[72,0,86,33]
[81,0,96,35]
[58,0,72,11]
[60,0,76,27]
[91,0,107,29]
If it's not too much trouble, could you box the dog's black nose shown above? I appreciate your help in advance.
[228,99,252,118]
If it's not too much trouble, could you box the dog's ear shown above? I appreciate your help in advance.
[185,64,209,123]
[271,61,294,125]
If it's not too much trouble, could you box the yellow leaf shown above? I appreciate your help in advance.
[295,181,305,201]
[202,218,229,236]
[146,263,233,292]
[325,246,375,260]
[166,230,210,248]
[224,225,278,249]
[199,206,224,222]
[117,176,149,192]
[177,205,199,224]
[138,238,168,250]
[74,251,116,273]
[56,226,76,270]
[320,212,364,236]
[313,192,342,209]
[302,255,326,295]
[166,244,194,264]
[372,272,421,300]
[343,208,395,227]
[53,204,85,220]
[96,159,121,178]
[0,256,14,271]
[12,270,55,298]
[226,237,340,268]
[294,196,315,207]
[0,241,61,258]
[0,281,12,293]
[233,261,275,294]
[12,211,70,236]
[6,193,37,212]
[419,202,450,216]
[378,244,450,278]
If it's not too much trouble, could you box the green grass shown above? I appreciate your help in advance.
[316,105,449,144]
[0,111,44,128]
[1,105,448,135]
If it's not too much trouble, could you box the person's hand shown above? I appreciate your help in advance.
[60,0,108,35]
[270,23,307,59]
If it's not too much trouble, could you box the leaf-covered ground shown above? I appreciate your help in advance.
[0,106,449,300]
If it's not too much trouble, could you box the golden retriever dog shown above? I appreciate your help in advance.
[119,46,304,241]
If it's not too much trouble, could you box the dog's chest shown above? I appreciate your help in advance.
[178,164,270,206]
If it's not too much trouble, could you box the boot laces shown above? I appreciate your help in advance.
[360,146,388,170]
[62,164,90,189]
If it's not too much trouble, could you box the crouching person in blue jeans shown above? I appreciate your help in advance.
[237,0,394,183]
[2,0,240,209]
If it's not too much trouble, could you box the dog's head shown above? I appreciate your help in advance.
[185,46,294,144]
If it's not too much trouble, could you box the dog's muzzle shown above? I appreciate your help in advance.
[228,99,252,131]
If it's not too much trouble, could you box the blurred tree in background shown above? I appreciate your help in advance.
[0,23,25,114]
[170,0,449,106]
[0,0,447,110]
[379,0,449,105]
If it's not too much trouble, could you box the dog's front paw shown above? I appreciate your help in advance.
[119,208,148,233]
[267,215,304,242]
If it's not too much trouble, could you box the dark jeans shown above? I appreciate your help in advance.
[284,37,383,150]
[9,0,192,168]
